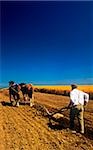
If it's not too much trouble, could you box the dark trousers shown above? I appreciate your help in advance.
[70,104,84,133]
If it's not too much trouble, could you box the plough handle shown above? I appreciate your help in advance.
[43,106,69,116]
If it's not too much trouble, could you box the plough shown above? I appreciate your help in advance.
[43,106,68,125]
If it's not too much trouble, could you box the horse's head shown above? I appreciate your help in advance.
[9,81,14,86]
[19,83,26,88]
[26,84,33,91]
[19,83,26,91]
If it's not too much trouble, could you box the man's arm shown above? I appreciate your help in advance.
[67,99,75,108]
[84,93,89,106]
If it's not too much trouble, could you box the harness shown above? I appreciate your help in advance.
[9,86,19,94]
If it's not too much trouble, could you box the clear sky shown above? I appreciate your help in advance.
[1,1,93,86]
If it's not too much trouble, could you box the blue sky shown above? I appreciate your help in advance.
[1,1,93,86]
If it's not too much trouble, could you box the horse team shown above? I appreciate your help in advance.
[9,81,34,107]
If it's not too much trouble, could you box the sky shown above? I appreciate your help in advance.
[1,1,93,86]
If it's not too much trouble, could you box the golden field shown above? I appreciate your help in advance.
[35,85,93,92]
[34,85,93,100]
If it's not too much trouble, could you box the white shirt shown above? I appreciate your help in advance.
[70,89,89,106]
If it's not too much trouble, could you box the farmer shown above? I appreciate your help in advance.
[68,84,89,134]
[9,81,20,107]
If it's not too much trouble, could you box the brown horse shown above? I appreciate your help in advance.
[19,83,34,107]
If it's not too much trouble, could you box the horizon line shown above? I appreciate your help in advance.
[0,83,93,88]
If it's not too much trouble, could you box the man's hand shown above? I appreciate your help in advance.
[84,101,87,106]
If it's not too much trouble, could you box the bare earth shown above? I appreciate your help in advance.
[0,89,93,150]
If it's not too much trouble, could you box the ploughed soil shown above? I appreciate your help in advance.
[0,89,93,150]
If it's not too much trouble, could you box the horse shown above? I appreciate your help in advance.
[19,83,34,107]
[9,81,21,106]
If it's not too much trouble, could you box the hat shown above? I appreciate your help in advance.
[71,84,77,89]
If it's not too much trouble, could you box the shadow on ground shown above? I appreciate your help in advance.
[85,126,93,140]
[48,119,93,140]
[1,101,30,106]
[47,118,69,130]
[1,101,12,106]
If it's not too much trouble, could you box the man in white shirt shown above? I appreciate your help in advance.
[68,84,89,134]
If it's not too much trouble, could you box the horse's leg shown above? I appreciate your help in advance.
[32,95,34,105]
[23,94,25,101]
[30,98,33,107]
[16,101,19,107]
[11,94,16,106]
[9,94,12,102]
[9,88,12,103]
[16,94,20,107]
[23,94,27,101]
[30,94,34,107]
